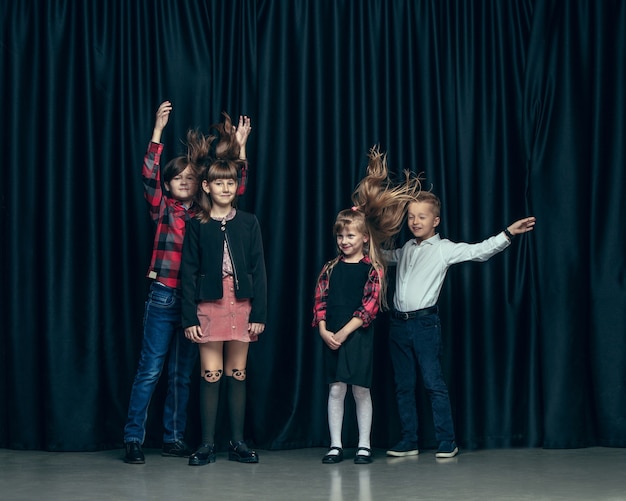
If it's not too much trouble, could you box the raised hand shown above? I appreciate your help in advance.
[234,115,252,148]
[152,101,172,143]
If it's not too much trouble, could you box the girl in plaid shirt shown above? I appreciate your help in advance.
[313,147,421,464]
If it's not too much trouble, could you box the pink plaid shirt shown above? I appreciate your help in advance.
[312,255,382,328]
[142,142,248,288]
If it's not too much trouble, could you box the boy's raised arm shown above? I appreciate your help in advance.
[151,101,173,144]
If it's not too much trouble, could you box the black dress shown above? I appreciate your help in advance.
[323,260,374,388]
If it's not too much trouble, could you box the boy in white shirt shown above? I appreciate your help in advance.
[384,191,535,458]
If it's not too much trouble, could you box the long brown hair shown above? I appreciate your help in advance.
[188,112,247,223]
[319,146,422,310]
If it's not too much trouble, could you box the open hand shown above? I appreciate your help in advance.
[234,115,252,148]
[508,216,536,235]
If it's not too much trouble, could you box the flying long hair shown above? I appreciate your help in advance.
[161,128,214,187]
[189,112,247,222]
[320,146,422,310]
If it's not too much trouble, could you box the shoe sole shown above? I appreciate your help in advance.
[228,455,259,463]
[386,449,419,457]
[124,459,145,464]
[189,456,216,466]
[435,447,459,458]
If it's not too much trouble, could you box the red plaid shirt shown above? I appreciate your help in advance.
[312,255,382,328]
[143,141,248,288]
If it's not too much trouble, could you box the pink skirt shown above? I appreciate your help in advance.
[196,276,254,343]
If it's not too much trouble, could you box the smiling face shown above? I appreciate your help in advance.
[164,165,199,204]
[407,201,440,242]
[336,223,369,262]
[202,178,238,210]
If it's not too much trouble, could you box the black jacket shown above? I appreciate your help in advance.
[181,210,267,328]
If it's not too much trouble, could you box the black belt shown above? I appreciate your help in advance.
[392,306,438,320]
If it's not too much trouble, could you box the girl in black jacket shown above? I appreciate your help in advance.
[181,116,266,466]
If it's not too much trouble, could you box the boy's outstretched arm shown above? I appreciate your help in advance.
[506,216,536,238]
[151,101,173,143]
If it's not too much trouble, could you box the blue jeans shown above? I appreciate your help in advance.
[124,282,198,444]
[388,313,455,444]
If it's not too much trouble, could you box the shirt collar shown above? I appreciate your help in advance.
[413,233,440,246]
[171,199,196,210]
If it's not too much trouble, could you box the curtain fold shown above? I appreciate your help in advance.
[1,0,624,451]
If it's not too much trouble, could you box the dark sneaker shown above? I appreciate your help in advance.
[435,441,459,458]
[124,442,145,464]
[228,440,259,463]
[386,440,419,457]
[162,440,193,457]
[188,443,216,466]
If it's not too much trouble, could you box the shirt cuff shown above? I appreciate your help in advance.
[148,141,164,153]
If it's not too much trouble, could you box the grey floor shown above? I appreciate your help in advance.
[0,447,624,501]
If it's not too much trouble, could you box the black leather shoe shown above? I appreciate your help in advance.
[188,443,216,466]
[354,447,373,464]
[322,446,344,464]
[228,440,259,463]
[124,442,145,464]
[162,439,193,457]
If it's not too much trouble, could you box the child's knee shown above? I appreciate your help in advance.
[202,369,223,383]
[352,385,371,401]
[329,382,347,399]
[230,368,246,381]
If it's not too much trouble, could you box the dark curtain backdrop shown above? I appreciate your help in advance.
[1,0,624,452]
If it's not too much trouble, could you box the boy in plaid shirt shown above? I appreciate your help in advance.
[124,101,251,464]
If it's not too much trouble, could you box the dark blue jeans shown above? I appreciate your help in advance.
[124,282,198,444]
[389,313,455,444]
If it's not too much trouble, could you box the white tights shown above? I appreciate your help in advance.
[327,382,372,453]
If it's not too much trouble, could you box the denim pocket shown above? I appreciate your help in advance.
[417,315,440,331]
[148,285,177,308]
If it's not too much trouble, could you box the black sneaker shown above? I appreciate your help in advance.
[386,440,419,457]
[162,439,193,457]
[435,441,459,458]
[124,442,145,464]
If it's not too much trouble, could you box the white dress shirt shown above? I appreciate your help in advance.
[383,232,511,312]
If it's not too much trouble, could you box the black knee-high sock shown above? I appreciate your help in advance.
[226,375,246,443]
[200,378,221,445]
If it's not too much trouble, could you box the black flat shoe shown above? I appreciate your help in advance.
[188,443,216,466]
[354,447,373,464]
[124,442,145,464]
[322,446,344,464]
[228,440,259,463]
[162,439,193,457]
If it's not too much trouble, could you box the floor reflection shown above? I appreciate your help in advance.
[328,465,372,501]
